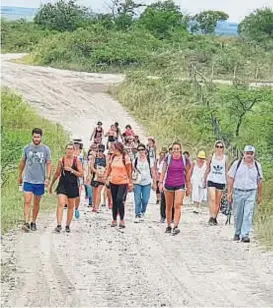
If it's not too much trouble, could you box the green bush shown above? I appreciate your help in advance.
[1,19,54,52]
[32,26,163,71]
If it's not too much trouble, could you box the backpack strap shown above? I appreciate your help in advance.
[254,161,261,182]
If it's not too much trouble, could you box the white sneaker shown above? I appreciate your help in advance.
[134,216,140,223]
[193,207,199,214]
[139,214,145,222]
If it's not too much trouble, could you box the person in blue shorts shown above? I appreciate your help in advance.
[18,128,52,232]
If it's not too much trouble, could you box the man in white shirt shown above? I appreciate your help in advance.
[228,145,263,243]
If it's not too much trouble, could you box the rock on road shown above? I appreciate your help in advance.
[1,54,273,307]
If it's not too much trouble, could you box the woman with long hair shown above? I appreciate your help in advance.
[156,150,166,205]
[204,140,228,225]
[90,144,107,213]
[105,142,132,228]
[159,142,191,235]
[49,143,83,233]
[133,143,156,223]
[147,136,157,162]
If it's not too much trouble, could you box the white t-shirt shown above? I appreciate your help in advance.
[135,157,153,186]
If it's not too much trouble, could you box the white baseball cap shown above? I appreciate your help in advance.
[244,145,255,153]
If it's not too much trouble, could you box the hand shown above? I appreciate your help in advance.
[152,182,157,191]
[64,166,72,172]
[228,192,233,204]
[128,183,133,192]
[257,195,262,205]
[18,175,23,184]
[186,187,191,197]
[44,178,49,187]
[159,182,163,193]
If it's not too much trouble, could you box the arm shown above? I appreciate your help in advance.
[257,180,263,204]
[90,156,97,174]
[49,160,62,192]
[125,162,132,183]
[203,156,212,185]
[225,156,229,186]
[90,128,96,141]
[185,162,192,196]
[159,162,167,192]
[18,157,26,184]
[104,130,109,137]
[151,166,157,190]
[74,159,84,178]
[46,160,52,182]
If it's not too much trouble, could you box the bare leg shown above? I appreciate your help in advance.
[32,195,42,223]
[24,192,33,223]
[173,191,185,227]
[66,198,75,226]
[56,194,67,225]
[215,190,224,218]
[164,191,175,226]
[208,187,216,218]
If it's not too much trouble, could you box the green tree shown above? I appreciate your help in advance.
[238,8,273,44]
[191,10,229,34]
[34,0,90,32]
[138,0,187,39]
[221,85,273,137]
[106,0,143,30]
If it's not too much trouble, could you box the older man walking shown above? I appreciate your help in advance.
[228,145,263,243]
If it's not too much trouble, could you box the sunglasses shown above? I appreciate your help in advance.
[98,149,104,152]
[216,145,224,149]
[138,148,146,151]
[246,151,254,155]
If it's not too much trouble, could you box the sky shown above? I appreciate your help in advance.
[2,0,273,22]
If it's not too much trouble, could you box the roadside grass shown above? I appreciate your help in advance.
[1,88,69,233]
[111,75,273,249]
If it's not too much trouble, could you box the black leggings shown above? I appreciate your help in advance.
[160,192,174,220]
[110,183,128,220]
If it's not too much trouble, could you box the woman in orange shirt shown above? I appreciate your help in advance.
[106,142,132,228]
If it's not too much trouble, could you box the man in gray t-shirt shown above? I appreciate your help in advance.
[18,128,52,232]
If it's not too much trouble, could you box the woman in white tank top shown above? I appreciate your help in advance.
[204,140,228,225]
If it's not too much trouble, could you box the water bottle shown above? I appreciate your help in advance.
[18,184,23,192]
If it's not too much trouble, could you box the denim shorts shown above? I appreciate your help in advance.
[164,185,186,192]
[23,182,45,196]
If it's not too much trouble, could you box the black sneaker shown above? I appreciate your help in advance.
[213,218,218,225]
[208,217,214,225]
[172,226,180,235]
[156,200,160,204]
[22,222,30,232]
[30,222,37,231]
[233,234,240,241]
[55,225,62,233]
[242,236,250,243]
[65,226,71,233]
[165,226,172,233]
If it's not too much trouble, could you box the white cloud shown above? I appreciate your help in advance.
[2,0,273,22]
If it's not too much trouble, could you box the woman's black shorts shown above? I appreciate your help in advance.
[207,181,225,191]
[56,183,79,199]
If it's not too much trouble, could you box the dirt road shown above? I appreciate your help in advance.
[1,54,273,307]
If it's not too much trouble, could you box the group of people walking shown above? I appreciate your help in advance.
[18,123,263,243]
